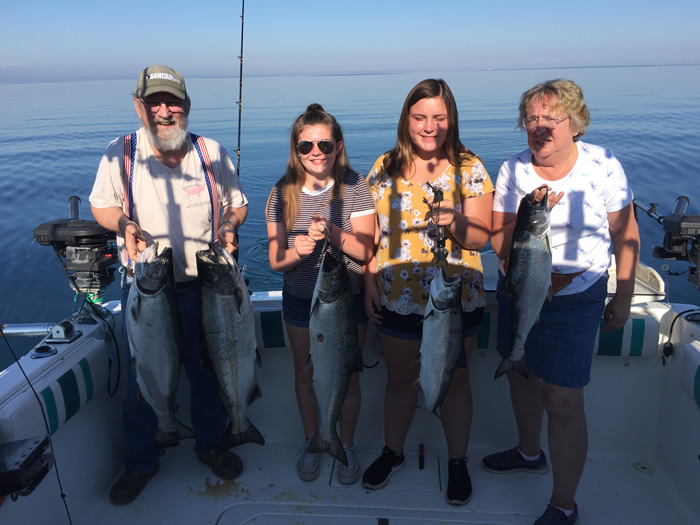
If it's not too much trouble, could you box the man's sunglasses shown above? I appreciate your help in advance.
[296,140,335,155]
[140,97,186,113]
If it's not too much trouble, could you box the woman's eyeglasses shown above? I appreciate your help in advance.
[296,140,335,155]
[522,116,569,129]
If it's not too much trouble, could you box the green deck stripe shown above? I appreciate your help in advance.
[694,366,700,407]
[629,319,645,357]
[260,311,286,348]
[57,369,81,423]
[40,387,59,434]
[477,311,490,349]
[597,319,623,356]
[79,358,94,401]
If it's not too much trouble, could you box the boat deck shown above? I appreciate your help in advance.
[43,439,695,524]
[11,335,698,525]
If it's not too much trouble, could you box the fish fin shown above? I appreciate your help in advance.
[494,355,529,380]
[227,420,266,447]
[156,420,195,446]
[500,275,513,297]
[235,287,244,313]
[309,431,348,466]
[546,285,553,302]
[128,293,141,321]
[303,353,313,372]
[410,351,421,366]
[309,283,321,318]
[248,383,263,406]
[255,348,263,368]
[412,378,423,392]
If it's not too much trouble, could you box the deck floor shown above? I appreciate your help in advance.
[74,441,694,525]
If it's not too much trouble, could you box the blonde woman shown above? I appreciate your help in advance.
[486,79,639,525]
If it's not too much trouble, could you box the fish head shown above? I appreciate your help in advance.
[196,243,240,294]
[315,249,351,302]
[133,242,174,293]
[516,189,550,237]
[429,266,463,311]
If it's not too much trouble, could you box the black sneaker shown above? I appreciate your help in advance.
[446,457,472,505]
[534,503,579,525]
[362,446,405,489]
[482,447,548,474]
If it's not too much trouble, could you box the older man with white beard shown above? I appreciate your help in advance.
[89,65,248,505]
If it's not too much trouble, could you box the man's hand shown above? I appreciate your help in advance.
[123,220,147,262]
[217,220,239,254]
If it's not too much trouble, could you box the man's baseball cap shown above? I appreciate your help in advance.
[136,65,187,100]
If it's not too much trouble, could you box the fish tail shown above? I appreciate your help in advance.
[309,431,348,466]
[228,420,266,447]
[156,420,196,445]
[494,356,529,380]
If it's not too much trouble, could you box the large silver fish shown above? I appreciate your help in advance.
[308,249,363,466]
[197,243,264,448]
[414,267,464,417]
[495,189,552,379]
[126,242,194,445]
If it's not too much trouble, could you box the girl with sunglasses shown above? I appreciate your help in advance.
[265,103,376,484]
[362,79,494,505]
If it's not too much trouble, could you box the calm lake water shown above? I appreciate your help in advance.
[2,65,699,369]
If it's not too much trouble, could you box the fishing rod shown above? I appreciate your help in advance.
[235,0,245,175]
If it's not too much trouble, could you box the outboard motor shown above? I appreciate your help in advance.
[33,196,119,297]
[635,196,700,291]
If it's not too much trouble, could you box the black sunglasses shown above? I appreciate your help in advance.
[297,140,335,155]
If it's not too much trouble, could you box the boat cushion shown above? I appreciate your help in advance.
[595,316,660,358]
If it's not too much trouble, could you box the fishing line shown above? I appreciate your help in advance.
[0,333,74,524]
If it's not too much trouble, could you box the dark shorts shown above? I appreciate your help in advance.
[376,305,485,342]
[496,273,608,388]
[283,290,369,328]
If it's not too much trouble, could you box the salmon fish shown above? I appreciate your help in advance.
[197,243,264,448]
[495,190,552,379]
[126,242,195,445]
[414,267,464,417]
[308,249,363,466]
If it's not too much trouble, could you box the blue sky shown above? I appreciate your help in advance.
[2,0,699,83]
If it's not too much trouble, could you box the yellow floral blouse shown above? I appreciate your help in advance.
[366,154,494,316]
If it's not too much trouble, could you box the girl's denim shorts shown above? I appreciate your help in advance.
[283,290,368,328]
[496,273,608,388]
